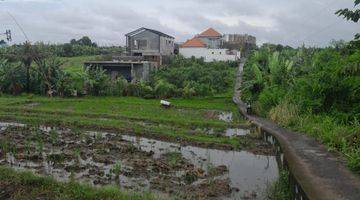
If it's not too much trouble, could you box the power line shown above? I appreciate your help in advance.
[7,11,30,42]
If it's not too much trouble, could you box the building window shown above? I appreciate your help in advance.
[220,52,222,55]
[136,40,147,49]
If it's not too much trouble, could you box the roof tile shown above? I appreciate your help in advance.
[181,37,207,48]
[197,28,222,38]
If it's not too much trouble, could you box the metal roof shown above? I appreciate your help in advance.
[125,27,175,39]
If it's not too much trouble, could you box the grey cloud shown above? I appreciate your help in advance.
[0,0,358,47]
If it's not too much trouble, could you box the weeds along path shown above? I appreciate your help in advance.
[233,61,360,200]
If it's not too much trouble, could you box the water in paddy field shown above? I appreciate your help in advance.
[219,112,233,123]
[0,122,279,199]
[224,128,250,137]
[123,135,279,199]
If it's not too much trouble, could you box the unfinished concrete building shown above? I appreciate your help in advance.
[84,27,175,83]
[222,34,257,56]
[125,27,175,65]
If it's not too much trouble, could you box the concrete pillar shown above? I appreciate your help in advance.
[131,63,135,83]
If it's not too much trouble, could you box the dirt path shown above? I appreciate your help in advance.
[233,61,360,200]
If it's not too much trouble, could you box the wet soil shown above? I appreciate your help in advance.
[0,123,279,199]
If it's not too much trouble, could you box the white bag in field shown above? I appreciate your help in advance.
[160,100,171,107]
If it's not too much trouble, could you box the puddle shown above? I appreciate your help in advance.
[225,128,250,137]
[24,102,41,108]
[122,135,278,199]
[200,127,250,138]
[0,123,278,199]
[219,112,233,123]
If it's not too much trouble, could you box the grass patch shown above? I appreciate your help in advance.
[60,55,100,74]
[0,165,159,200]
[0,96,247,149]
[266,170,293,200]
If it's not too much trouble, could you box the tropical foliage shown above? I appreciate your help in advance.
[241,42,360,173]
[0,50,235,99]
[150,56,236,98]
[0,37,123,58]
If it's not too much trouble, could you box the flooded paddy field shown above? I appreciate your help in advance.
[0,122,279,200]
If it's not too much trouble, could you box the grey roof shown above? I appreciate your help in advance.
[125,27,174,39]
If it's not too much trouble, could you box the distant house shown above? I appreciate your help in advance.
[195,28,223,49]
[180,28,240,62]
[125,27,175,65]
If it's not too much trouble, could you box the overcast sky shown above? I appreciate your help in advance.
[0,0,359,47]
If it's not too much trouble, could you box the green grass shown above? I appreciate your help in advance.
[293,114,360,174]
[265,100,359,174]
[0,95,247,148]
[60,55,100,74]
[0,166,159,200]
[266,170,293,200]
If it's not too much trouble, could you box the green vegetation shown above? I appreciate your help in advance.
[0,95,246,148]
[241,43,360,173]
[164,152,183,168]
[60,55,100,74]
[266,171,293,200]
[0,43,236,99]
[0,166,158,200]
[0,36,123,58]
[150,56,237,98]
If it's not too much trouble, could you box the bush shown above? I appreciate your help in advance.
[0,59,25,95]
[150,56,234,98]
[258,86,286,115]
[110,77,128,96]
[84,67,111,96]
[56,71,77,97]
[269,99,300,127]
[154,79,177,98]
[241,43,360,173]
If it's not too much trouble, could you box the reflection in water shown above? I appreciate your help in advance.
[219,112,233,122]
[122,135,279,199]
[0,122,279,199]
[225,128,250,137]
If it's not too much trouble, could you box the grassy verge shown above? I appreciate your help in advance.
[0,166,159,200]
[268,101,360,174]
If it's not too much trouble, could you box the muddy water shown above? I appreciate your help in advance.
[0,123,278,199]
[123,135,278,199]
[218,112,233,123]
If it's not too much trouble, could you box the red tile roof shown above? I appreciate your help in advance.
[197,28,222,38]
[181,37,207,48]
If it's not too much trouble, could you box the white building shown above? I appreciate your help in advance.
[179,28,240,62]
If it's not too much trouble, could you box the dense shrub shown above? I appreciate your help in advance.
[0,42,123,58]
[83,67,111,96]
[151,56,236,98]
[0,59,25,95]
[241,42,360,173]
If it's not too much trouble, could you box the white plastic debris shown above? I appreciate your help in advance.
[160,100,171,107]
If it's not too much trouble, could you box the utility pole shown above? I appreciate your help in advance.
[0,29,11,42]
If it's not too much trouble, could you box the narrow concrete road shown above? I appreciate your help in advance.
[233,60,360,200]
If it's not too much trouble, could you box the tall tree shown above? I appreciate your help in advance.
[336,0,360,39]
[336,0,360,23]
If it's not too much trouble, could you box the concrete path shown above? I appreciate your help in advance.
[233,61,360,200]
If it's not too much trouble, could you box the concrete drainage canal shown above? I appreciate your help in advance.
[0,122,282,199]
